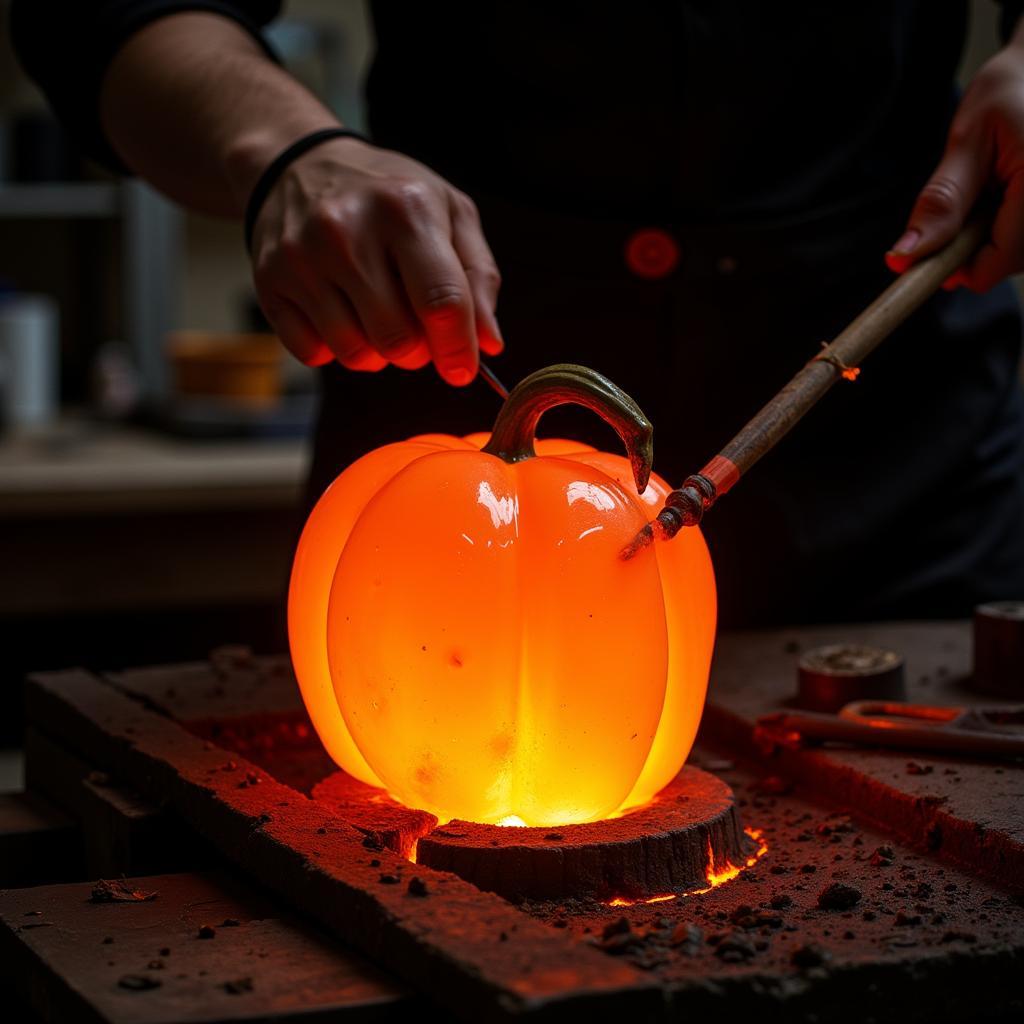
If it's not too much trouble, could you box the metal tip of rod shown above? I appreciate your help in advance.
[620,521,656,561]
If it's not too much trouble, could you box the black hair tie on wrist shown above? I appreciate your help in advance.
[243,127,369,252]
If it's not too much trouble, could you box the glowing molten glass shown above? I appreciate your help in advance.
[288,365,716,826]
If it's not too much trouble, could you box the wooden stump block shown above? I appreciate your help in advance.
[417,767,750,901]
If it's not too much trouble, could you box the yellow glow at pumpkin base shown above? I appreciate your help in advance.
[289,429,715,827]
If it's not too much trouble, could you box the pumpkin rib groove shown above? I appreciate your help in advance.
[506,457,667,826]
[501,457,527,826]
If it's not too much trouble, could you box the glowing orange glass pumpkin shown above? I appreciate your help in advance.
[289,365,716,826]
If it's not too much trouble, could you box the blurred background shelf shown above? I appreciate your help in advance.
[0,182,119,218]
[0,421,309,519]
[0,422,307,729]
[0,419,309,617]
[0,177,182,407]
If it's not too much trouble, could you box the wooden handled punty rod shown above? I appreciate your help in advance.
[622,219,988,559]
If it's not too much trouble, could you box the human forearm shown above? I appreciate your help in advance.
[99,12,339,216]
[98,10,503,384]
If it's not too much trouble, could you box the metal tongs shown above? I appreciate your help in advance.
[758,701,1024,759]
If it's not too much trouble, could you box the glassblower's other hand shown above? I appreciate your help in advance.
[887,25,1024,291]
[250,136,503,385]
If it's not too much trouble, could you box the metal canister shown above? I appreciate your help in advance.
[972,602,1024,698]
[797,644,906,713]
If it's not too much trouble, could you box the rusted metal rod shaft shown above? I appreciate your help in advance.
[477,359,510,400]
[625,220,986,558]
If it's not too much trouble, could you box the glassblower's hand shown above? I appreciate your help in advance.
[250,136,504,384]
[887,27,1024,291]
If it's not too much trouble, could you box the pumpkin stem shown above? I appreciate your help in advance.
[481,364,654,493]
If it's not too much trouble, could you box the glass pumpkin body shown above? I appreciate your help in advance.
[288,369,716,827]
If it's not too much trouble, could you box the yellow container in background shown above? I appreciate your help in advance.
[168,332,283,407]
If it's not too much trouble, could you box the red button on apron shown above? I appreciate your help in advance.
[625,228,679,279]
